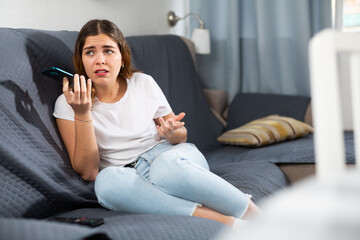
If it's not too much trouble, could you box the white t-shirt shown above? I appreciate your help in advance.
[53,72,172,169]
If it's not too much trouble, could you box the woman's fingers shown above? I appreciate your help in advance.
[63,74,91,107]
[63,77,69,93]
[174,112,185,122]
[159,117,169,132]
[73,74,81,103]
[87,79,92,97]
[87,79,92,109]
[168,119,180,131]
[63,77,74,99]
[156,125,165,137]
[159,117,184,135]
[80,75,87,102]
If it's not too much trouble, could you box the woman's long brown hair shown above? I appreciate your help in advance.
[73,19,138,96]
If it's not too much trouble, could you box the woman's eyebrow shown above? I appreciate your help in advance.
[102,45,116,48]
[83,46,95,51]
[83,45,116,50]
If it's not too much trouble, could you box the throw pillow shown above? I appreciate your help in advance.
[217,115,313,147]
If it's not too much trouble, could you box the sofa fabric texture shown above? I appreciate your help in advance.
[0,28,354,239]
[0,28,229,239]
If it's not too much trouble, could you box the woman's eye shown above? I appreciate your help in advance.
[105,49,114,54]
[85,50,94,56]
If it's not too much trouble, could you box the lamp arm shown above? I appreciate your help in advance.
[167,11,210,54]
[181,13,205,29]
[168,11,205,29]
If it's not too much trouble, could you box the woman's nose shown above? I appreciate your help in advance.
[96,54,106,65]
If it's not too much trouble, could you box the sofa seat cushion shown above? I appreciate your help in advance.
[53,208,226,240]
[0,217,109,240]
[207,132,354,166]
[209,161,289,204]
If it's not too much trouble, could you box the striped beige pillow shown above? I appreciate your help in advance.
[217,115,313,147]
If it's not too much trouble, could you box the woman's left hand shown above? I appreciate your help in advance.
[156,112,186,142]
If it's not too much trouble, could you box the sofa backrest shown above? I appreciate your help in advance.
[0,28,96,218]
[0,28,223,218]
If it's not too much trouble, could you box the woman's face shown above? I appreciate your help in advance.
[82,33,123,86]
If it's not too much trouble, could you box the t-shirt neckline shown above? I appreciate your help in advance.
[93,79,130,107]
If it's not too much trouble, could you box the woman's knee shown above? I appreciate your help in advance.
[94,166,134,200]
[155,143,209,170]
[149,144,209,186]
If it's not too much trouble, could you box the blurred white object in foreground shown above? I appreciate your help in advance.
[308,29,360,181]
[219,170,360,240]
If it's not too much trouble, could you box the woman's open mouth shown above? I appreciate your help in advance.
[95,69,109,76]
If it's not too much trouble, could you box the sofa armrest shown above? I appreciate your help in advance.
[180,37,196,67]
[203,89,229,126]
[304,100,313,126]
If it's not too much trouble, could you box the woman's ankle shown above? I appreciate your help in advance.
[242,200,262,219]
[192,206,235,226]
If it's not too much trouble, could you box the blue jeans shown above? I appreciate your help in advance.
[94,142,250,218]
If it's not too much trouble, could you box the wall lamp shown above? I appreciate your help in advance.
[167,11,211,54]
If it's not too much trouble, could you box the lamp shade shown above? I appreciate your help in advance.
[191,28,211,54]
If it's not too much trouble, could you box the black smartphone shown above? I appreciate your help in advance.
[42,67,74,82]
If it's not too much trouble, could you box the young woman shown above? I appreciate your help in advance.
[53,19,260,227]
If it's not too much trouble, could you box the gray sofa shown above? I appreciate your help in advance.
[0,27,354,240]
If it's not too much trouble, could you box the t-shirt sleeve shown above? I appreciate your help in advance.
[147,76,172,118]
[53,94,75,121]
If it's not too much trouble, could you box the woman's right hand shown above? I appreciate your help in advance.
[63,74,92,116]
[59,73,99,181]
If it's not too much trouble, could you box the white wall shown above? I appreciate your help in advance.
[0,0,189,37]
